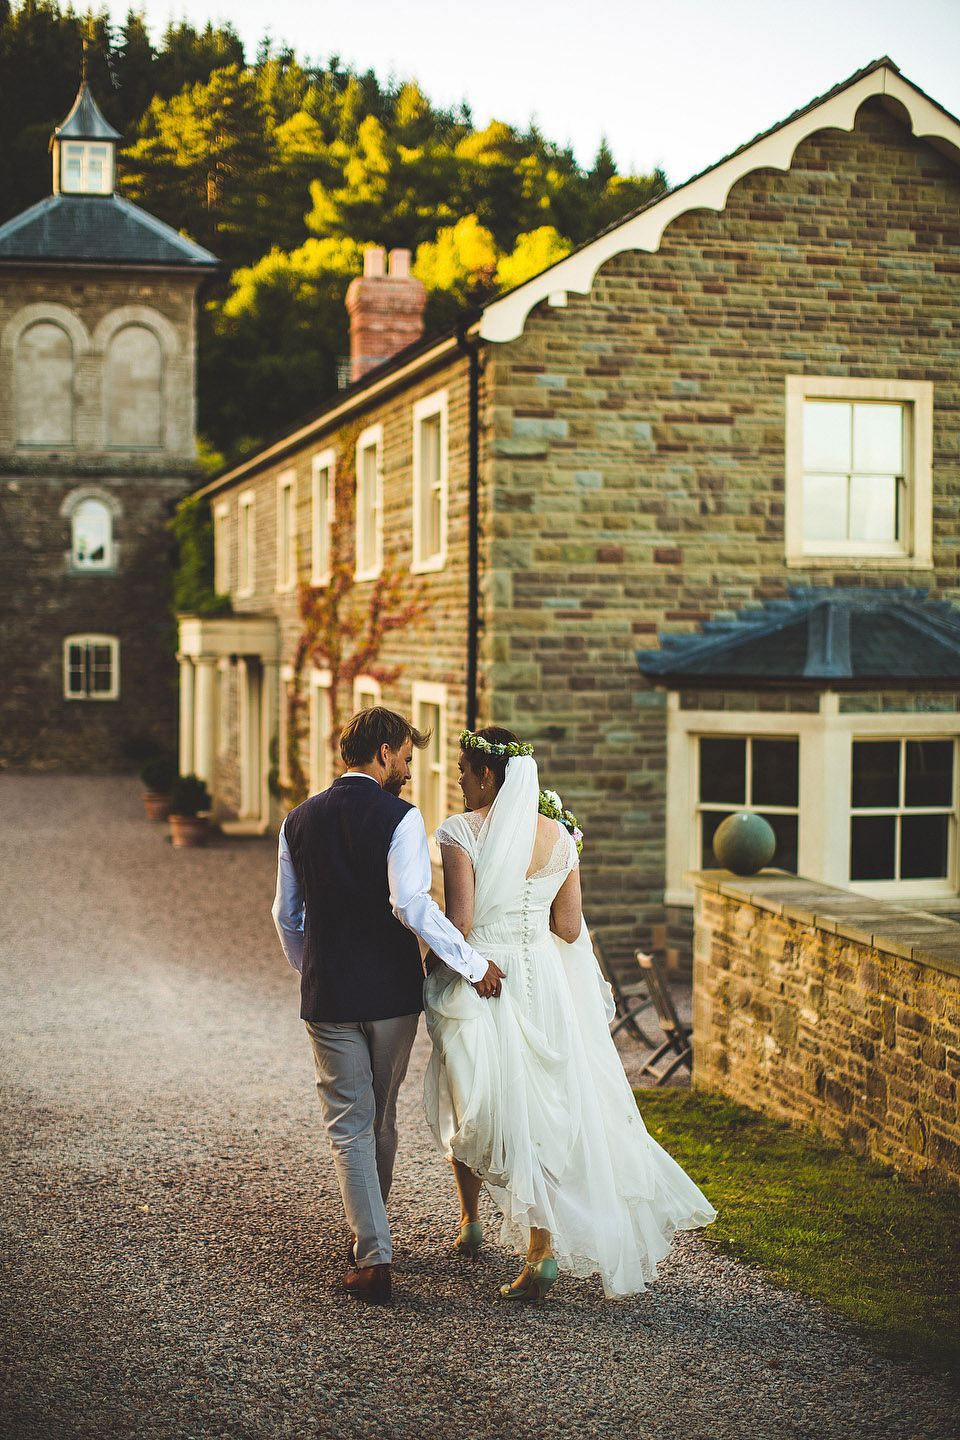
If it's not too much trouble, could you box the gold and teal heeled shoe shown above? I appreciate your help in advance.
[498,1264,532,1301]
[499,1257,558,1305]
[454,1221,483,1259]
[523,1256,558,1304]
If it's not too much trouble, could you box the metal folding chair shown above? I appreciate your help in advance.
[634,950,693,1084]
[588,929,656,1046]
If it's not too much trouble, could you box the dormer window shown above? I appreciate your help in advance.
[61,142,112,195]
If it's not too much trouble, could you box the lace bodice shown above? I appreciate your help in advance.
[436,811,575,880]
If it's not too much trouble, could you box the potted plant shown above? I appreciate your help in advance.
[139,752,178,821]
[168,773,212,848]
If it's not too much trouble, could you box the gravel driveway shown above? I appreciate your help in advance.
[1,775,956,1440]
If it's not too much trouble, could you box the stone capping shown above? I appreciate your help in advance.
[693,869,960,978]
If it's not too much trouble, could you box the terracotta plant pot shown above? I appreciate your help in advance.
[169,814,209,848]
[143,791,172,822]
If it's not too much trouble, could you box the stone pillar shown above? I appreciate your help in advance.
[194,656,218,788]
[178,656,195,776]
[261,660,279,825]
[237,658,252,817]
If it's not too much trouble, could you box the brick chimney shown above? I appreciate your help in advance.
[345,246,427,382]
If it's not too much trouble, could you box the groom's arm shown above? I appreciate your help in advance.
[271,818,305,973]
[388,808,499,989]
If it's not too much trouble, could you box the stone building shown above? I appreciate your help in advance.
[183,59,960,971]
[0,78,216,770]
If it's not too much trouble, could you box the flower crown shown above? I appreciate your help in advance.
[538,788,584,854]
[459,729,534,759]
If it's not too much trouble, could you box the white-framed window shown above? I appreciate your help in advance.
[276,469,296,593]
[849,738,956,886]
[60,142,113,195]
[785,376,933,566]
[213,502,230,595]
[412,681,447,851]
[696,734,799,874]
[63,634,119,700]
[237,491,255,596]
[355,424,383,581]
[71,498,113,569]
[665,695,960,905]
[353,676,381,713]
[412,390,448,573]
[311,448,336,586]
[309,668,333,795]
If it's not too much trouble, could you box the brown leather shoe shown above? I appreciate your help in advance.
[344,1263,391,1304]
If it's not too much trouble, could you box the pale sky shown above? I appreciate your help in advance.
[103,0,960,185]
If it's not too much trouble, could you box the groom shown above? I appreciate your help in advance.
[272,706,503,1303]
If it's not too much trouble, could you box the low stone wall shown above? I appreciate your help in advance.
[692,870,960,1193]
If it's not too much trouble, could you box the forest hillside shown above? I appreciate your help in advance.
[1,2,668,463]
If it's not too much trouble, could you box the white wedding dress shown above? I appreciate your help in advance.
[423,756,716,1298]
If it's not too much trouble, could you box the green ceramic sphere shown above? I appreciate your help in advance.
[712,810,776,875]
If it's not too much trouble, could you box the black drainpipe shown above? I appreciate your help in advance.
[457,326,481,730]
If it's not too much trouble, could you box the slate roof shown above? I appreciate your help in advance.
[55,82,122,142]
[636,589,960,685]
[0,194,218,269]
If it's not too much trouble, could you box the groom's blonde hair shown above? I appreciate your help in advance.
[339,706,430,767]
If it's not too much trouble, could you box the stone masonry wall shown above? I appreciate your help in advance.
[209,350,476,831]
[0,265,203,768]
[692,870,960,1192]
[482,99,960,972]
[0,268,199,463]
[0,472,186,769]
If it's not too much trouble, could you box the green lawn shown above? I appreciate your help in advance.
[635,1088,960,1382]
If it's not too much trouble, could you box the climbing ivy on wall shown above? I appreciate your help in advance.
[282,420,427,804]
[169,494,232,617]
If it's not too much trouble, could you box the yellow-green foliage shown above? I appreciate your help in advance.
[3,9,667,457]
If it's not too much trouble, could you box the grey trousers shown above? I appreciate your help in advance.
[304,1014,420,1267]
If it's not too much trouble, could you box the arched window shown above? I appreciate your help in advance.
[72,498,113,569]
[17,322,74,445]
[106,325,162,448]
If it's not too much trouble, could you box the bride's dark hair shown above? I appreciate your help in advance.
[461,725,520,790]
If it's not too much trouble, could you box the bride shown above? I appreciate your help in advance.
[423,726,716,1302]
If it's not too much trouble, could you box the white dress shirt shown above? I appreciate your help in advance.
[271,773,488,984]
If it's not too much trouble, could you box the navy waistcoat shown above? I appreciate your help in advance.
[283,776,424,1023]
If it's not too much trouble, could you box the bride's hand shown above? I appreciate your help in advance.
[473,959,505,998]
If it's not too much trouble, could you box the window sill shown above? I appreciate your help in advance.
[411,555,446,575]
[785,553,933,569]
[846,879,957,901]
[666,883,697,908]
